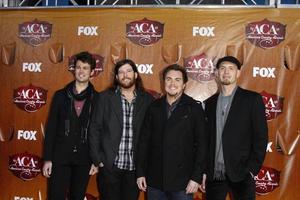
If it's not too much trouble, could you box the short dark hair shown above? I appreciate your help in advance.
[162,64,188,83]
[110,59,144,91]
[74,51,96,70]
[216,56,241,70]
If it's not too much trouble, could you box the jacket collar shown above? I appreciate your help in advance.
[108,88,146,127]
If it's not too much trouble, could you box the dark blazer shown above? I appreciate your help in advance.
[89,89,153,170]
[136,94,207,191]
[204,87,268,182]
[43,83,95,165]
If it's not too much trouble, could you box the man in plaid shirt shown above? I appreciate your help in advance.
[89,59,153,200]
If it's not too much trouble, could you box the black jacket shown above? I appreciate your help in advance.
[43,81,96,165]
[204,87,268,182]
[89,89,154,170]
[136,93,207,191]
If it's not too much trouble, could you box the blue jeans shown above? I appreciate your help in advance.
[147,186,193,200]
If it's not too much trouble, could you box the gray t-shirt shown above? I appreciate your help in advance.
[214,87,237,180]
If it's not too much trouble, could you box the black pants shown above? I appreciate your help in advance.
[47,163,91,200]
[206,174,256,200]
[97,166,139,200]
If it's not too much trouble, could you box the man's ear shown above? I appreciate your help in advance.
[134,72,138,79]
[214,69,219,78]
[237,69,241,78]
[90,69,95,78]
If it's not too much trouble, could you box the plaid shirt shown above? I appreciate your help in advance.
[114,90,136,170]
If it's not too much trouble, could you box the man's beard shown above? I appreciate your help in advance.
[118,78,136,89]
[220,77,233,85]
[220,80,231,85]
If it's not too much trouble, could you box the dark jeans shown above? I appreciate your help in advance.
[47,163,90,200]
[206,174,256,200]
[97,166,139,200]
[147,186,193,200]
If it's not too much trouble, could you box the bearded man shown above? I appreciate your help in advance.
[89,59,153,200]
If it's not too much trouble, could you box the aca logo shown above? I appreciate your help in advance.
[13,84,47,113]
[78,26,99,36]
[245,18,286,49]
[136,64,153,74]
[260,91,284,120]
[19,19,52,46]
[14,196,33,200]
[192,26,215,37]
[255,166,280,195]
[183,53,215,82]
[9,152,42,181]
[253,67,276,78]
[126,18,164,47]
[17,130,37,141]
[66,193,97,200]
[68,53,104,77]
[22,62,42,72]
[84,194,97,200]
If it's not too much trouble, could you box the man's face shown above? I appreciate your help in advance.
[116,64,137,89]
[164,70,186,98]
[74,60,93,84]
[216,61,240,86]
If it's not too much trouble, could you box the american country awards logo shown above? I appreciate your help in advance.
[19,19,52,47]
[66,193,97,200]
[245,18,286,49]
[126,18,164,47]
[183,53,215,82]
[9,152,42,181]
[255,166,280,195]
[13,84,47,113]
[260,91,284,121]
[68,53,104,77]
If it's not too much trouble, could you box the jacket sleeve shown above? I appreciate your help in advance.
[88,93,105,166]
[248,94,268,175]
[191,102,208,184]
[43,91,60,161]
[136,106,153,178]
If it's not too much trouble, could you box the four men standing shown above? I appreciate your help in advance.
[43,54,268,200]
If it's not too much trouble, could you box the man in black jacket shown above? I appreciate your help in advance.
[204,56,268,200]
[42,51,98,200]
[89,59,153,200]
[136,64,207,200]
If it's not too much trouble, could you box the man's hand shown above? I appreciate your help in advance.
[42,161,52,178]
[89,164,99,175]
[137,177,147,192]
[199,174,206,193]
[186,179,199,194]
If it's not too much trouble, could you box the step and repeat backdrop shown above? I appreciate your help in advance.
[0,7,300,200]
